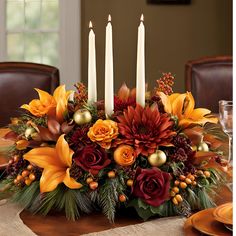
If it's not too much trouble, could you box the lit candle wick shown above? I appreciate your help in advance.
[140,14,144,22]
[89,21,93,29]
[108,14,112,22]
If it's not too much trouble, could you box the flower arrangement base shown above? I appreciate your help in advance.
[20,207,143,236]
[0,75,230,223]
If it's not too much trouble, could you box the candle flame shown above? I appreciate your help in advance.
[89,21,93,28]
[108,14,111,22]
[140,14,144,21]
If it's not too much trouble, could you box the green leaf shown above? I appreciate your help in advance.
[138,198,149,210]
[134,206,154,221]
[150,204,165,215]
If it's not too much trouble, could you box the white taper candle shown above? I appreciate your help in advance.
[88,21,97,103]
[105,15,114,116]
[136,14,145,107]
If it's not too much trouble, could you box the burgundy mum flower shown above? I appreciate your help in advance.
[116,105,175,156]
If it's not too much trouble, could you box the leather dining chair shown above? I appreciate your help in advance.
[185,56,232,114]
[0,62,60,127]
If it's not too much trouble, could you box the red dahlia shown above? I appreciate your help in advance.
[117,105,175,156]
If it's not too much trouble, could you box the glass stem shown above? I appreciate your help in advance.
[228,135,233,163]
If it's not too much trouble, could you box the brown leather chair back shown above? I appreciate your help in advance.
[185,56,232,113]
[0,62,59,127]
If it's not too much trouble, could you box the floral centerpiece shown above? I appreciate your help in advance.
[0,73,229,222]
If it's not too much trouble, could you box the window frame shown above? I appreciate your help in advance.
[0,0,81,90]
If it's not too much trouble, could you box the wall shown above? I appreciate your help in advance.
[81,0,232,99]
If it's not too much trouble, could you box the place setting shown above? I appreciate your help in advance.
[184,202,233,235]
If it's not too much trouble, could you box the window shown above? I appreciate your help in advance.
[6,0,59,66]
[0,0,81,90]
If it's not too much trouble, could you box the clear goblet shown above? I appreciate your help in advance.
[219,100,233,163]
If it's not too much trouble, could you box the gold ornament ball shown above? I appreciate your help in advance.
[148,150,167,167]
[73,109,92,125]
[197,141,209,152]
[25,127,35,139]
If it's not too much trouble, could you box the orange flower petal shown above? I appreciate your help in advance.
[40,168,66,193]
[35,88,55,105]
[117,83,130,101]
[56,135,73,167]
[188,108,211,120]
[172,93,186,119]
[169,93,180,104]
[53,85,72,123]
[158,92,172,114]
[184,92,195,117]
[24,147,61,168]
[63,168,83,189]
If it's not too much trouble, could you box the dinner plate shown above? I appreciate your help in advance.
[224,224,233,232]
[213,203,233,225]
[183,215,201,236]
[191,208,231,236]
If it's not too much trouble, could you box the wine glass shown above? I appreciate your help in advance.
[219,100,233,163]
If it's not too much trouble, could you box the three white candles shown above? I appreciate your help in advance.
[88,14,145,115]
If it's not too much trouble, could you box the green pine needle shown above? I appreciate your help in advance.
[98,178,122,223]
[11,181,40,209]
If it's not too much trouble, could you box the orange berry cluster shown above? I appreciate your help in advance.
[170,170,211,205]
[14,164,36,186]
[85,170,128,203]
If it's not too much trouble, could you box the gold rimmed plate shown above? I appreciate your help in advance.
[213,203,233,225]
[191,208,231,236]
[183,215,200,236]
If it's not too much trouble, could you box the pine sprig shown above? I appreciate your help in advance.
[98,178,120,223]
[36,184,93,220]
[11,181,40,209]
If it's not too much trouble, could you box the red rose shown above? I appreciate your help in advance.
[132,167,170,207]
[74,145,111,175]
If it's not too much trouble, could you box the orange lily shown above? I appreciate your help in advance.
[24,134,82,193]
[53,85,73,123]
[21,85,72,123]
[158,91,218,128]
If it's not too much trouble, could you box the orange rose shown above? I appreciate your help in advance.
[114,145,136,166]
[87,119,118,149]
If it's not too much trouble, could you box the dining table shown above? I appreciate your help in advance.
[0,128,232,236]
